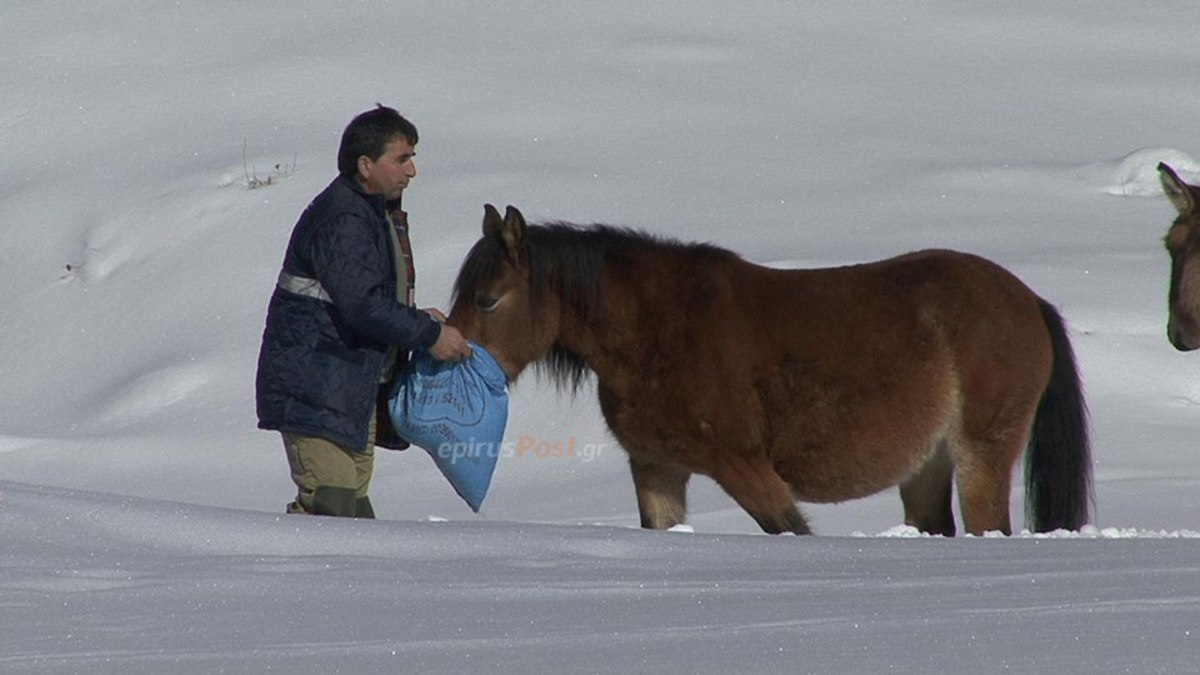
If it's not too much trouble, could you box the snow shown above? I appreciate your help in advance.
[3,1,1200,672]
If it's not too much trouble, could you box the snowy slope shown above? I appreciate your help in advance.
[5,481,1199,674]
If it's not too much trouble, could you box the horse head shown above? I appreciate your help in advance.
[1159,163,1200,351]
[448,204,564,381]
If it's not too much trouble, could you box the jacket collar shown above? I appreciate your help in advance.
[336,174,390,218]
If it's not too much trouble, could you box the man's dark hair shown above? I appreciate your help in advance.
[337,104,419,177]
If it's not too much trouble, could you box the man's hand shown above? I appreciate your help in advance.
[428,323,472,362]
[423,307,448,323]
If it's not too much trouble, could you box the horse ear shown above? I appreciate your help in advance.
[483,203,503,237]
[500,205,527,267]
[1159,163,1197,216]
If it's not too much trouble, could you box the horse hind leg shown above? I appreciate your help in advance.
[899,441,957,536]
[954,435,1022,536]
[711,456,811,535]
[629,458,691,530]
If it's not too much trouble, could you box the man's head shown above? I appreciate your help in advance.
[338,105,419,201]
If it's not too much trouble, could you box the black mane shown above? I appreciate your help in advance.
[453,222,736,391]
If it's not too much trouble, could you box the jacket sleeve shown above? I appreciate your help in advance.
[308,212,442,350]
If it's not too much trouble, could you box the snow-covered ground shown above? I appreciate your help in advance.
[3,2,1199,672]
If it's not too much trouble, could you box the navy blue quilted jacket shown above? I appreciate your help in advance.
[255,175,442,451]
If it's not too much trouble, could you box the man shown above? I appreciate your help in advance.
[256,105,471,518]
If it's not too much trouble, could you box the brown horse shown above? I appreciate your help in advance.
[1159,163,1200,351]
[449,205,1092,536]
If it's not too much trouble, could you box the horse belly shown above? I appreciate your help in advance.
[762,354,960,504]
[598,385,765,474]
[780,435,947,503]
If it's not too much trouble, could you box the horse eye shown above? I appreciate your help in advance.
[475,293,502,313]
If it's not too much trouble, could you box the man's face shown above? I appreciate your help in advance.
[358,137,417,201]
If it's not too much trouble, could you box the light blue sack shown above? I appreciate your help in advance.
[388,342,509,512]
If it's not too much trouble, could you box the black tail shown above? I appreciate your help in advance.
[1026,300,1093,532]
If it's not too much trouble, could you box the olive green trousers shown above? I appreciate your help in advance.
[282,413,375,517]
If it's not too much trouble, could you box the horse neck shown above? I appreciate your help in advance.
[556,247,710,385]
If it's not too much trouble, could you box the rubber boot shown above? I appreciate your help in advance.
[311,486,357,517]
[355,496,376,519]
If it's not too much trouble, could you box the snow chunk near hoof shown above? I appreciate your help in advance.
[854,525,930,538]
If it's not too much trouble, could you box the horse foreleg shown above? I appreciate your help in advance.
[711,457,812,535]
[629,458,691,530]
[900,442,957,536]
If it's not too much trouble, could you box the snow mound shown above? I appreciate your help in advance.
[1099,147,1200,196]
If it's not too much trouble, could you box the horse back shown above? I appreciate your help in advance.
[730,249,1051,366]
[604,246,1052,409]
